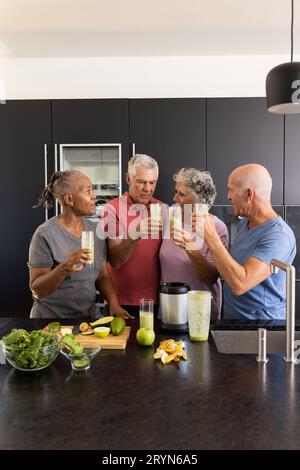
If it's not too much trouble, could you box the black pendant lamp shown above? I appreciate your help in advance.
[266,0,300,113]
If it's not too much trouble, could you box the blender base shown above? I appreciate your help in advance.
[159,321,189,333]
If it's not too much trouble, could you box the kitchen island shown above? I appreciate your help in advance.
[1,318,300,451]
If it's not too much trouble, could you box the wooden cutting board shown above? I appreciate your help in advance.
[63,326,131,350]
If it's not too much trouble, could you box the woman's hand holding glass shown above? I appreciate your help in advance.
[172,227,198,251]
[63,249,92,272]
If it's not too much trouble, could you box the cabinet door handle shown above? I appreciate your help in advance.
[132,142,136,156]
[54,143,58,216]
[44,144,48,221]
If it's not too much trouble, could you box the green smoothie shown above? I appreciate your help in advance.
[139,312,154,330]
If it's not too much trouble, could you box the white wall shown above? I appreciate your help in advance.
[0,55,295,100]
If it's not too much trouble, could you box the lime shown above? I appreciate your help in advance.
[93,327,110,338]
[73,358,90,368]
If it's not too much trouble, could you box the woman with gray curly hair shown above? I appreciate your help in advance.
[174,167,218,207]
[159,168,228,319]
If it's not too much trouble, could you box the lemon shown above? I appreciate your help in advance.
[93,327,110,338]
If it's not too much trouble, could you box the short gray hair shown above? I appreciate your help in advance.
[128,154,159,179]
[173,168,217,207]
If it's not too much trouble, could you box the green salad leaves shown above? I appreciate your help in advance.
[61,334,84,354]
[1,328,59,369]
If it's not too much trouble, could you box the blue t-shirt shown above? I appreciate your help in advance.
[223,216,296,320]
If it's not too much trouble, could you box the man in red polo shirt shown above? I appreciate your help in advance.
[100,154,163,316]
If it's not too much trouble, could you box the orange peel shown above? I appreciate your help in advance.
[154,339,187,364]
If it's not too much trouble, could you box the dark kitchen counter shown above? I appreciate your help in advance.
[1,318,300,451]
[211,319,300,330]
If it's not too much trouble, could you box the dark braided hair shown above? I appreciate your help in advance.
[33,170,82,209]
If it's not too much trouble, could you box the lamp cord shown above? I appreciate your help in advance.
[291,0,294,62]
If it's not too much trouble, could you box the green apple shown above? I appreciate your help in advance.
[136,328,155,346]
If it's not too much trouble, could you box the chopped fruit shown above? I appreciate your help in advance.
[154,339,187,364]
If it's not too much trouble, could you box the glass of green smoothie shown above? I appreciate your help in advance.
[187,291,211,341]
[139,298,154,330]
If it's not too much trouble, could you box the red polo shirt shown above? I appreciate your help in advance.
[101,192,162,305]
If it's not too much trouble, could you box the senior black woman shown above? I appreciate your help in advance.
[28,170,132,320]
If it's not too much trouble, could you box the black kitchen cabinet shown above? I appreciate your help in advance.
[130,99,206,204]
[207,98,284,204]
[3,96,300,320]
[51,99,130,191]
[285,114,300,204]
[285,206,300,280]
[0,100,52,316]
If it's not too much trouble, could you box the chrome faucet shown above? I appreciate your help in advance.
[271,259,295,363]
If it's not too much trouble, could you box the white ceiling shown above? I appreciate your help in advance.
[0,0,299,58]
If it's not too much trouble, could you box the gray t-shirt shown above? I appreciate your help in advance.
[28,217,107,319]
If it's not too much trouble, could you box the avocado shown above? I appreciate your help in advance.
[89,316,114,328]
[111,317,126,336]
[81,329,94,336]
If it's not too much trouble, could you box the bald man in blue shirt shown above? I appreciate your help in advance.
[192,163,296,320]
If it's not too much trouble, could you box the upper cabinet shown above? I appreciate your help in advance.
[52,99,129,143]
[207,98,284,204]
[0,100,52,315]
[130,99,206,204]
[285,115,300,204]
[52,99,130,189]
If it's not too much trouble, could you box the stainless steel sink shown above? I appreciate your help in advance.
[212,259,298,359]
[211,329,300,354]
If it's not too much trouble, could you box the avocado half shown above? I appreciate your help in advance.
[89,316,114,328]
[81,329,95,336]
